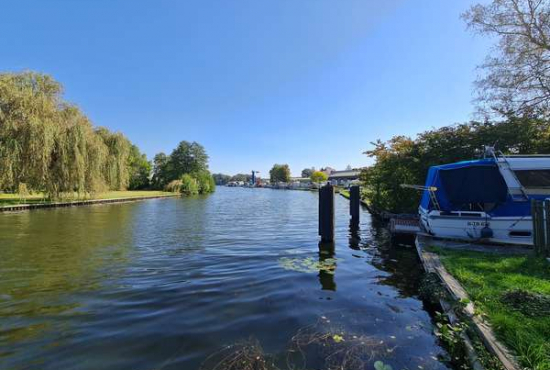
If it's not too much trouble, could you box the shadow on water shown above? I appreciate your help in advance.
[317,241,336,291]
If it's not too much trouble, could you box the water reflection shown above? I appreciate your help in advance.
[317,241,336,291]
[348,220,361,250]
[365,220,424,298]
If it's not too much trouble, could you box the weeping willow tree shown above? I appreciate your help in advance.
[95,127,132,191]
[0,71,144,198]
[0,72,62,193]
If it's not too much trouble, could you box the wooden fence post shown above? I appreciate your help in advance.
[319,183,335,243]
[531,199,550,257]
[350,185,360,223]
[532,199,541,255]
[544,201,550,257]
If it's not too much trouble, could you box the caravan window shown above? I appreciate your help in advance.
[514,170,550,188]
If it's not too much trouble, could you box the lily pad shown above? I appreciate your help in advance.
[374,360,393,370]
[278,256,340,274]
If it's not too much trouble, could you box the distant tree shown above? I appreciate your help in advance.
[128,145,152,190]
[269,164,291,183]
[310,171,328,185]
[463,0,550,116]
[320,167,335,175]
[301,168,314,178]
[231,173,252,183]
[168,141,209,179]
[212,173,231,185]
[151,152,170,189]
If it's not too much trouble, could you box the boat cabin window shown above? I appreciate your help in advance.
[514,169,550,188]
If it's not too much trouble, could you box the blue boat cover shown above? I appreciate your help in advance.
[420,159,511,214]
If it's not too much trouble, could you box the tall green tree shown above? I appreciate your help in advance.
[269,164,291,183]
[168,141,209,179]
[151,152,170,189]
[128,145,152,190]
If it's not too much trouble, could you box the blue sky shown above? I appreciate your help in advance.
[0,0,491,177]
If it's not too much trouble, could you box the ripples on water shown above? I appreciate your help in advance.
[0,188,452,370]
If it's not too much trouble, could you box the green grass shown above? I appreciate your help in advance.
[0,191,176,206]
[432,248,550,370]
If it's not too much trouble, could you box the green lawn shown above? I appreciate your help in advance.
[433,248,550,370]
[0,191,176,206]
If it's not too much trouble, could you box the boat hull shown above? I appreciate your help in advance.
[419,208,533,246]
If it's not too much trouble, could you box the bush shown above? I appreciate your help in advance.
[363,117,550,214]
[195,171,216,194]
[165,179,182,193]
[180,174,199,195]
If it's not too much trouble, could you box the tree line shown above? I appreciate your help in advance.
[362,116,550,214]
[213,164,331,185]
[0,71,214,198]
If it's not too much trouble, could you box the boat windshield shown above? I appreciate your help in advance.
[514,169,550,189]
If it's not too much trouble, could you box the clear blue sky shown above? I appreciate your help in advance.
[0,0,491,177]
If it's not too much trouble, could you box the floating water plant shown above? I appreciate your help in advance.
[278,257,339,274]
[374,360,393,370]
[286,317,388,370]
[199,339,275,370]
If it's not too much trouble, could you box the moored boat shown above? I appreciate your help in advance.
[417,148,550,246]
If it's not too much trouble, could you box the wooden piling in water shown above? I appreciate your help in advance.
[349,185,360,223]
[319,184,335,242]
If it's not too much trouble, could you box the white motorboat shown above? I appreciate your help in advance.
[418,148,550,246]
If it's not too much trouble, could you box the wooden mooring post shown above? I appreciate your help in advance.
[531,199,550,257]
[319,183,335,242]
[350,185,360,223]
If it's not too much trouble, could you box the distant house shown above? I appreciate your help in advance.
[328,170,362,187]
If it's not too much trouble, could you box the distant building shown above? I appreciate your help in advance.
[289,177,312,189]
[328,169,362,187]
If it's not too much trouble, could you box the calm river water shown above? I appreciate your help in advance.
[1,188,453,370]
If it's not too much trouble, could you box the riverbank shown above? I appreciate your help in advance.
[0,191,178,212]
[422,245,550,370]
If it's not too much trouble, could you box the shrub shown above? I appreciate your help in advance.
[195,171,216,194]
[165,179,182,193]
[180,174,199,195]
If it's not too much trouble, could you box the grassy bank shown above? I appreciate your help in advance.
[433,248,550,370]
[0,191,176,206]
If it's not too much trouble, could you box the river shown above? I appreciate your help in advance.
[0,187,453,370]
